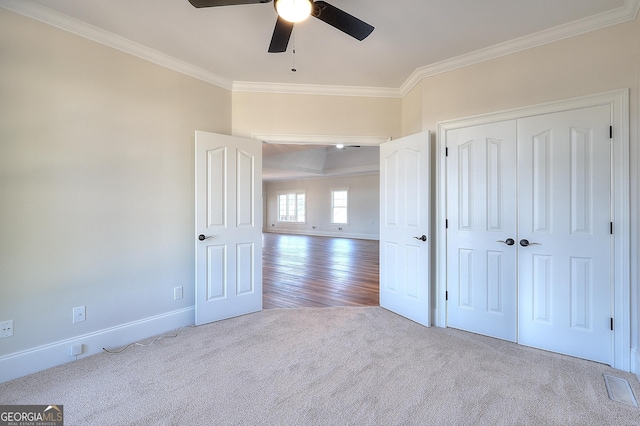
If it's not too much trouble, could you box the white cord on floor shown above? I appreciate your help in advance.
[102,325,195,354]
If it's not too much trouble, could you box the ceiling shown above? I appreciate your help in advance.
[3,0,635,92]
[263,143,379,181]
[2,0,636,180]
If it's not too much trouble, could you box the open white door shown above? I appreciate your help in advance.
[379,132,431,326]
[195,131,262,325]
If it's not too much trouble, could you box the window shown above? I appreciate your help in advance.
[331,189,348,224]
[278,191,306,223]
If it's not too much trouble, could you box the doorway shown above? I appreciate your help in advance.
[260,136,386,310]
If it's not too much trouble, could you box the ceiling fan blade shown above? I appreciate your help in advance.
[312,1,374,41]
[268,16,294,53]
[188,0,271,8]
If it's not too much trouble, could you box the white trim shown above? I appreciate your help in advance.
[0,307,195,384]
[436,89,631,372]
[263,170,380,182]
[254,133,391,146]
[263,228,378,241]
[233,81,401,98]
[1,0,637,97]
[330,187,350,225]
[276,189,307,223]
[633,348,640,380]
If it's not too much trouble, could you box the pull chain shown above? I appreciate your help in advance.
[291,29,297,72]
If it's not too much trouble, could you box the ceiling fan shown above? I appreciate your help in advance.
[188,0,374,53]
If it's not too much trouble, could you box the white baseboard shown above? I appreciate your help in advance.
[0,307,194,384]
[632,347,640,379]
[263,229,379,241]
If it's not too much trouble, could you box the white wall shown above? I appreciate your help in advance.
[0,8,231,381]
[264,174,380,240]
[232,91,402,141]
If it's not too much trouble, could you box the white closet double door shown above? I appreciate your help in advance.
[446,105,612,364]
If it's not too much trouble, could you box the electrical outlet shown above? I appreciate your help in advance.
[70,344,83,356]
[72,306,86,324]
[0,320,14,338]
[174,286,183,300]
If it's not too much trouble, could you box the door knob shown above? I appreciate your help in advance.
[413,235,427,242]
[198,234,213,241]
[496,238,515,246]
[519,239,540,247]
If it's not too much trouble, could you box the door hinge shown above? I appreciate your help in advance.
[445,291,449,301]
[610,317,614,331]
[445,219,449,229]
[610,222,613,235]
[445,147,449,157]
[610,126,613,139]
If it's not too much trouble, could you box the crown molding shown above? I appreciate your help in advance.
[233,81,402,98]
[399,0,640,96]
[2,0,638,98]
[254,133,391,145]
[0,0,233,90]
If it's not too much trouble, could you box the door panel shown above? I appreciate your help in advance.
[380,132,430,326]
[446,121,518,341]
[517,106,611,363]
[195,131,262,325]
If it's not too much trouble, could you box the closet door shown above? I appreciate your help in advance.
[446,120,517,341]
[517,105,612,363]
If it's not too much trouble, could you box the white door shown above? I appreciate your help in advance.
[380,132,431,326]
[446,120,518,341]
[444,105,612,364]
[517,106,611,363]
[195,131,262,325]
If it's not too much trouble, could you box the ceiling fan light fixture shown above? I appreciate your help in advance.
[275,0,312,23]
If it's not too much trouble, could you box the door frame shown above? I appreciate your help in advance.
[436,89,630,371]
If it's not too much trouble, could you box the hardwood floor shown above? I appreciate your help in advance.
[262,233,380,309]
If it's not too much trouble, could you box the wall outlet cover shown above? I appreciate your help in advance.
[0,320,14,338]
[70,343,83,356]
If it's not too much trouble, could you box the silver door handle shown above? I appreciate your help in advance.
[519,239,540,247]
[496,238,515,246]
[198,234,213,241]
[413,235,427,242]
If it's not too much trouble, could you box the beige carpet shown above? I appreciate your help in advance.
[1,306,639,425]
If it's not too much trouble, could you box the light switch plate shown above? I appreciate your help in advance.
[174,286,183,300]
[72,306,86,323]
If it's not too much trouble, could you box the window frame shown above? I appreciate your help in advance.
[330,188,349,225]
[277,190,307,223]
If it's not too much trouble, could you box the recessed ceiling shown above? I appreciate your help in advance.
[3,0,635,92]
[263,143,379,181]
